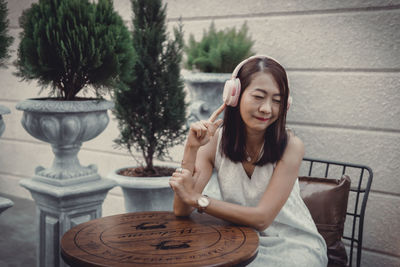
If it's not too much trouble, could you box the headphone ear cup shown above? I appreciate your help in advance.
[231,78,241,106]
[223,78,241,107]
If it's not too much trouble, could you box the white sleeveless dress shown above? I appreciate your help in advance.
[213,133,328,267]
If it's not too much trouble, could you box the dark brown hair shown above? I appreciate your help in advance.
[220,57,289,165]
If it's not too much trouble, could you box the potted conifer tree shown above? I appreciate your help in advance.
[0,0,14,214]
[14,0,135,186]
[109,0,187,212]
[184,22,255,122]
[0,0,12,68]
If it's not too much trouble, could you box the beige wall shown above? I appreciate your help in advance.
[1,0,399,266]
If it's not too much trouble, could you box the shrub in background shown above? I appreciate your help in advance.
[0,0,13,67]
[14,0,135,100]
[185,22,255,73]
[113,0,187,175]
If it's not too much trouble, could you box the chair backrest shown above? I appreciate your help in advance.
[300,157,373,267]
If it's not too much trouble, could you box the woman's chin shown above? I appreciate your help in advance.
[246,124,269,133]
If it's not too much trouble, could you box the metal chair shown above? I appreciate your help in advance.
[300,157,373,267]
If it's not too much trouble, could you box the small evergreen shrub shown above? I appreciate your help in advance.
[113,0,187,174]
[0,0,13,67]
[14,0,135,100]
[185,22,255,73]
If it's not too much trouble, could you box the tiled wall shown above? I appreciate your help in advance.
[0,1,399,266]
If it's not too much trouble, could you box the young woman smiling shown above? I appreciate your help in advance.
[169,56,328,266]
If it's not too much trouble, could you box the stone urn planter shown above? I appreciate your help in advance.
[108,164,178,212]
[0,104,10,137]
[183,71,230,123]
[0,196,13,215]
[15,98,116,267]
[0,105,13,214]
[16,98,113,186]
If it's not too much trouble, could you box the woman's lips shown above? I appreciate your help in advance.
[255,116,270,122]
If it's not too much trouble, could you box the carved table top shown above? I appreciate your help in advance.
[61,211,259,267]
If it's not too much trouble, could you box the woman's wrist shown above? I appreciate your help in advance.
[181,144,199,173]
[188,193,201,207]
[185,141,201,150]
[183,143,200,155]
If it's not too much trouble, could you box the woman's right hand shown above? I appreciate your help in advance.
[186,103,225,148]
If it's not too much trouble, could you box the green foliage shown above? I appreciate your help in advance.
[113,0,187,172]
[0,0,13,67]
[14,0,135,100]
[185,22,255,73]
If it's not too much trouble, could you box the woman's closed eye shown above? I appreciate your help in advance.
[253,94,264,99]
[273,98,281,103]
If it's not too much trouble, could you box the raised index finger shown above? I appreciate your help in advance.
[208,103,226,123]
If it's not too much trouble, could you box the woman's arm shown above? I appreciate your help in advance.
[171,133,304,232]
[172,140,215,216]
[172,105,225,216]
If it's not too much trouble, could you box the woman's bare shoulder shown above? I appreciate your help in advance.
[285,129,304,159]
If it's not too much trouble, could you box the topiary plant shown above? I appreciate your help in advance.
[14,0,135,100]
[113,0,187,175]
[0,0,13,67]
[185,22,255,73]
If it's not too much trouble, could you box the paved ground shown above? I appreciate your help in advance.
[0,193,36,267]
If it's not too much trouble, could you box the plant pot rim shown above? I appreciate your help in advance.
[0,105,11,115]
[108,164,178,189]
[16,98,114,113]
[182,71,231,83]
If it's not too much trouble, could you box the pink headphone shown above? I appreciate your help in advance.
[223,55,292,110]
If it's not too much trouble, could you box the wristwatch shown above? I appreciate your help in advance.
[197,195,210,213]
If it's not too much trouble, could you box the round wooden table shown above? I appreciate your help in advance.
[61,211,259,267]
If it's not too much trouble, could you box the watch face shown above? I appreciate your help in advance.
[198,196,209,208]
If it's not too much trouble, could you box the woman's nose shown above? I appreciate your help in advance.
[259,100,272,114]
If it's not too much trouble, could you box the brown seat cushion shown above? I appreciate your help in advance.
[299,175,351,267]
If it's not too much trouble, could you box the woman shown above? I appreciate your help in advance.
[169,56,328,266]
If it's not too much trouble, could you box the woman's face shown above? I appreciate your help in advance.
[239,72,281,133]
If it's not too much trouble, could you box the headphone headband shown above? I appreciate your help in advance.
[231,55,282,78]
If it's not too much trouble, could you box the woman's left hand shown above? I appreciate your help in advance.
[169,167,200,206]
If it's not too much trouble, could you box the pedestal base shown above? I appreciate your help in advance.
[20,177,116,267]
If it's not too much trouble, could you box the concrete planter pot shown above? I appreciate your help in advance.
[108,165,178,212]
[0,104,11,137]
[0,196,13,215]
[183,71,230,123]
[15,98,116,267]
[16,98,114,186]
[109,165,223,213]
[0,105,13,214]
